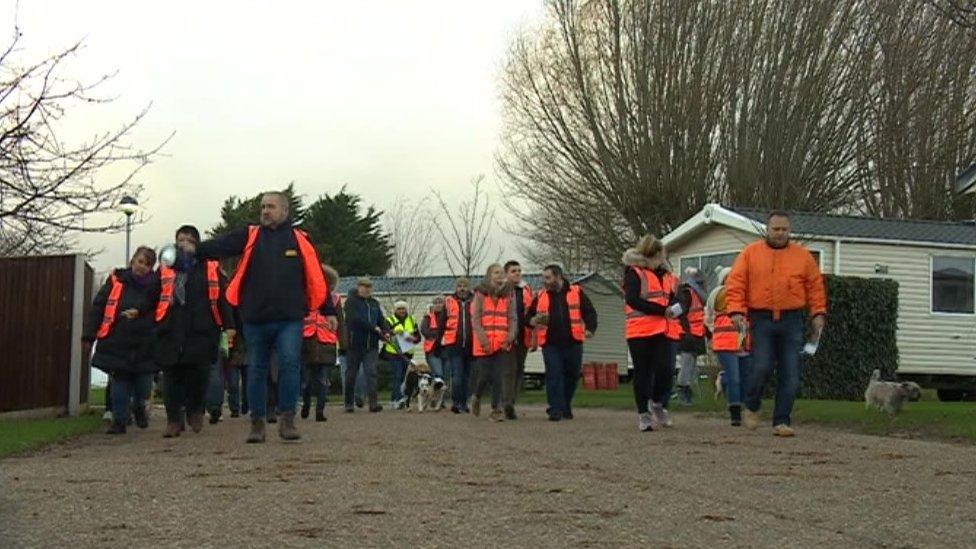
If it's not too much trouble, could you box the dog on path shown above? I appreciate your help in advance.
[864,369,914,415]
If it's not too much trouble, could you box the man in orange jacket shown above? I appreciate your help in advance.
[726,211,827,437]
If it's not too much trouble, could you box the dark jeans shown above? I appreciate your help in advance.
[628,335,671,413]
[344,348,379,408]
[243,320,303,419]
[663,340,678,408]
[389,355,410,402]
[110,372,152,425]
[206,359,241,415]
[512,343,529,403]
[542,343,583,416]
[472,350,514,410]
[444,345,473,411]
[163,364,209,423]
[745,310,805,426]
[718,352,753,407]
[303,363,331,411]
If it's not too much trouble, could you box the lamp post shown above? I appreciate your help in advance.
[117,196,140,263]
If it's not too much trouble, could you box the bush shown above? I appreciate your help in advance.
[799,275,899,400]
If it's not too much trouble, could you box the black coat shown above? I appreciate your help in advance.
[83,269,159,375]
[152,261,234,368]
[344,289,388,352]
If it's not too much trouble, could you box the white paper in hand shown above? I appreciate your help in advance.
[802,341,819,356]
[396,333,417,354]
[668,303,684,317]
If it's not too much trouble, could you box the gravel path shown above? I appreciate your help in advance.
[2,405,974,548]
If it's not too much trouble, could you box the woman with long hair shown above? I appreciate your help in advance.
[622,235,676,432]
[470,263,518,422]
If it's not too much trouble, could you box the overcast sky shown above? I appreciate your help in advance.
[3,1,544,274]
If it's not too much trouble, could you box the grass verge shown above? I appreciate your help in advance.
[520,383,976,443]
[0,412,104,458]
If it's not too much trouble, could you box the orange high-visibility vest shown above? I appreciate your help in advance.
[442,296,460,346]
[664,273,683,341]
[712,313,751,353]
[472,291,511,357]
[96,274,125,339]
[687,289,705,338]
[155,261,224,327]
[519,284,535,347]
[534,284,585,347]
[303,293,341,345]
[624,267,668,340]
[225,225,327,312]
[423,311,440,354]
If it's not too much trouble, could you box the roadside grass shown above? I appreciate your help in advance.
[0,412,103,458]
[520,383,976,443]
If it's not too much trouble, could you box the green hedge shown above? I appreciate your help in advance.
[798,275,899,400]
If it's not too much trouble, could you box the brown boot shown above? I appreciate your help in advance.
[187,413,204,434]
[246,418,266,443]
[163,422,182,438]
[279,411,301,441]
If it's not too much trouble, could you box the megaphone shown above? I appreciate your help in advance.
[159,244,177,268]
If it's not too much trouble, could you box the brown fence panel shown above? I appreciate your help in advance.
[0,255,76,413]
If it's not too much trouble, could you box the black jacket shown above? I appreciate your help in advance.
[83,269,159,375]
[344,289,389,352]
[526,283,598,348]
[437,292,473,351]
[197,223,335,324]
[152,260,234,368]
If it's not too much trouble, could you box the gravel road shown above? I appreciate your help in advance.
[2,406,974,548]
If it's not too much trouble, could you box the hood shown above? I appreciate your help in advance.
[475,280,514,298]
[715,266,732,287]
[622,248,652,268]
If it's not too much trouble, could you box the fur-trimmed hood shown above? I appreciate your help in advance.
[622,248,652,268]
[475,280,514,298]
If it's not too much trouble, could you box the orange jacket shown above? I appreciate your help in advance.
[725,241,827,318]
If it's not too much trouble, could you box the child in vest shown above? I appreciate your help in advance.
[301,265,342,422]
[706,267,752,426]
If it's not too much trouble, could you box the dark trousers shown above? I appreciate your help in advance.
[512,343,529,403]
[472,350,514,410]
[302,363,331,412]
[445,345,474,410]
[628,335,671,413]
[745,310,805,426]
[163,363,209,423]
[542,343,583,416]
[344,348,380,408]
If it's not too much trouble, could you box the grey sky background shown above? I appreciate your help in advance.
[3,1,544,274]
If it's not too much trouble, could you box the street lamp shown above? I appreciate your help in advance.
[117,196,140,263]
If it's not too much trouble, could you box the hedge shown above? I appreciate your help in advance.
[795,275,899,400]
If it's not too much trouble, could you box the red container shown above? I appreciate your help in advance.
[607,363,619,389]
[582,363,597,390]
[594,363,606,390]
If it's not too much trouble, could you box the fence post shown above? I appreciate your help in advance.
[68,254,86,417]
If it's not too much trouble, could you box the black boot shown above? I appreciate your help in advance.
[300,402,310,420]
[133,406,149,429]
[106,422,126,435]
[729,404,742,426]
[315,408,327,422]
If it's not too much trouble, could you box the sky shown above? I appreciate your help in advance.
[2,1,545,274]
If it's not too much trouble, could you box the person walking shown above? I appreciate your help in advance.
[381,301,421,409]
[225,308,247,418]
[440,278,474,414]
[623,235,676,432]
[343,277,389,413]
[673,268,708,406]
[155,225,235,438]
[470,264,518,423]
[205,330,235,424]
[83,246,159,435]
[726,211,826,437]
[195,192,334,443]
[420,297,446,378]
[706,266,752,426]
[301,265,343,422]
[504,260,534,420]
[526,264,597,422]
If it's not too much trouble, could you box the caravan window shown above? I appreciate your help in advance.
[931,256,975,314]
[678,252,739,289]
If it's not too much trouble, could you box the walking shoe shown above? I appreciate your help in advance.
[729,405,742,427]
[450,405,460,414]
[246,419,266,443]
[344,406,355,413]
[187,413,204,433]
[102,410,114,422]
[564,410,574,420]
[106,422,126,435]
[267,411,278,424]
[230,411,240,419]
[489,409,505,422]
[548,412,562,422]
[208,410,221,425]
[504,405,517,421]
[678,386,694,406]
[369,404,383,413]
[315,409,327,422]
[133,406,149,429]
[355,397,365,409]
[744,409,760,431]
[163,422,181,438]
[651,403,671,428]
[470,397,481,417]
[773,424,795,438]
[300,403,310,419]
[279,411,301,441]
[638,412,654,432]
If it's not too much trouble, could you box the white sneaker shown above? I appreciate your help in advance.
[102,410,113,422]
[638,412,654,432]
[651,403,672,428]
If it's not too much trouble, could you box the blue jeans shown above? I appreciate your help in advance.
[662,341,678,408]
[717,352,753,407]
[389,356,410,402]
[110,372,152,425]
[426,354,444,378]
[542,344,583,416]
[339,355,366,401]
[745,311,804,426]
[445,346,472,410]
[206,359,240,415]
[243,320,303,419]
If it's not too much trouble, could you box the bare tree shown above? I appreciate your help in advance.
[384,197,439,277]
[433,175,495,277]
[0,27,167,256]
[926,0,976,29]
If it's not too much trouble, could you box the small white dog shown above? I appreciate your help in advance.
[402,361,448,412]
[714,370,725,400]
[864,369,916,415]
